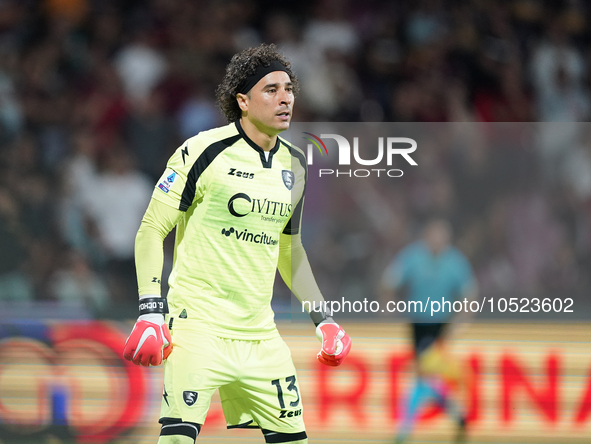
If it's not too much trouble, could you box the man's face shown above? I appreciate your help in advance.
[239,71,294,136]
[424,220,451,255]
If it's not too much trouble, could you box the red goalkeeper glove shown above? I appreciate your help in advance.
[123,313,172,366]
[316,319,351,366]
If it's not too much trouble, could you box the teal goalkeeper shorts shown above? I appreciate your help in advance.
[159,327,305,434]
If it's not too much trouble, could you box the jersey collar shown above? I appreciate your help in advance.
[235,120,280,169]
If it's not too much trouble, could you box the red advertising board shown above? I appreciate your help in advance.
[0,321,590,443]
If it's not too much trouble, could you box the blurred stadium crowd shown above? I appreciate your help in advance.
[0,0,590,318]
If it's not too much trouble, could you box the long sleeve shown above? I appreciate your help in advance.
[135,198,183,296]
[277,232,325,312]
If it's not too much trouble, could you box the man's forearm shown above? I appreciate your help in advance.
[277,233,328,323]
[135,198,183,296]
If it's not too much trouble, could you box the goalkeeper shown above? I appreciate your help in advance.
[123,43,351,444]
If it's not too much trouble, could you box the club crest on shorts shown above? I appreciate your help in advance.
[183,391,198,406]
[282,170,295,190]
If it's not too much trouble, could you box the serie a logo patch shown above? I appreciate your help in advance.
[158,171,177,193]
[183,391,198,406]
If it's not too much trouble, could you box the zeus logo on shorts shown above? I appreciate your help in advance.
[183,391,198,406]
[279,409,302,418]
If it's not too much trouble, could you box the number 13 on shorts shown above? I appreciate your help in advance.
[272,375,301,417]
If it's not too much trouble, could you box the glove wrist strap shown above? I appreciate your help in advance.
[139,297,169,315]
[309,305,334,327]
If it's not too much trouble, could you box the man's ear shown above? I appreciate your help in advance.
[236,93,249,112]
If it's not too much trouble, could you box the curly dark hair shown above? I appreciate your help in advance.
[215,43,300,122]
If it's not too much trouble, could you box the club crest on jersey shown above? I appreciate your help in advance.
[282,170,295,190]
[183,391,198,406]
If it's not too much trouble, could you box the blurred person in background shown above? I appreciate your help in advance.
[531,17,591,186]
[0,49,23,146]
[531,19,589,123]
[125,87,175,182]
[58,127,102,259]
[49,248,109,317]
[0,186,33,301]
[381,218,477,444]
[81,143,152,303]
[114,25,168,105]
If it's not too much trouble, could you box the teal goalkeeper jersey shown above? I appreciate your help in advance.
[152,121,307,339]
